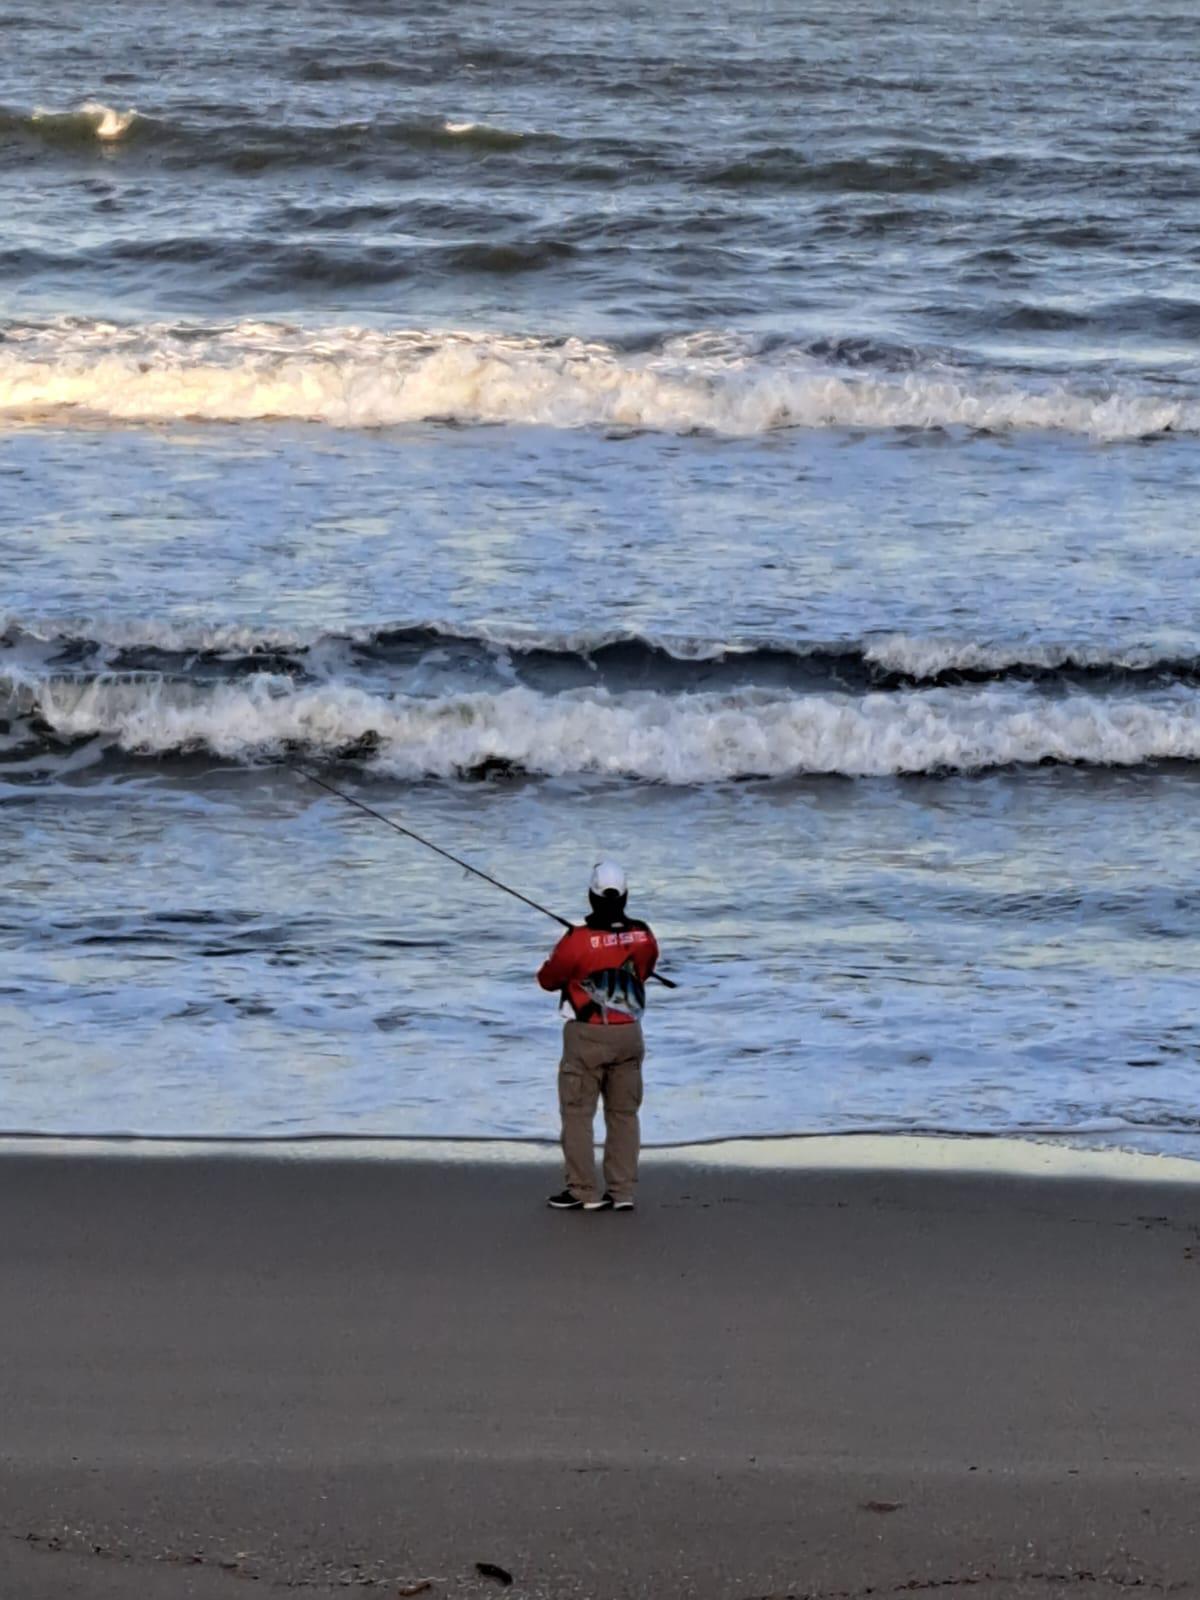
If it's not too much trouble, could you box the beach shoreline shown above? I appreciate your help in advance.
[2,1129,1199,1180]
[2,1144,1198,1598]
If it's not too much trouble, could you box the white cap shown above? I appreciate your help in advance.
[589,859,627,897]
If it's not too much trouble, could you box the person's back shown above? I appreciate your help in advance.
[537,861,659,1210]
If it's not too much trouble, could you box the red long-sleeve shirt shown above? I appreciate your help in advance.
[537,918,659,1025]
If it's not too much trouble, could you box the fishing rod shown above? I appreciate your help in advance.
[290,765,677,988]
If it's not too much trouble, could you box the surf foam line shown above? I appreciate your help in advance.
[1,321,1196,439]
[8,617,1200,691]
[13,675,1200,781]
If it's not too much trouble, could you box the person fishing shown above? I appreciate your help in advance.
[538,861,659,1212]
[289,770,675,1207]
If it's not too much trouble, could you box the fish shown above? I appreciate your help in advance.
[580,957,646,1021]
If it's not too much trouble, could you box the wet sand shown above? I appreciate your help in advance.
[2,1148,1199,1599]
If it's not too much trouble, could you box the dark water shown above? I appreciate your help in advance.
[3,0,1199,350]
[3,0,1200,1148]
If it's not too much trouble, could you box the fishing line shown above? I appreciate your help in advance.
[289,764,677,988]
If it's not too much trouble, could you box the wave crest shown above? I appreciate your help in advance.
[25,101,140,143]
[702,145,1012,193]
[439,119,528,150]
[6,617,1200,693]
[3,103,534,166]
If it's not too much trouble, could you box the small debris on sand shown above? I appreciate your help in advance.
[475,1561,514,1586]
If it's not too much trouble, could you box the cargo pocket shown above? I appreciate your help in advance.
[606,1062,643,1114]
[558,1067,592,1114]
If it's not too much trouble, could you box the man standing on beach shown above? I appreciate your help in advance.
[538,861,659,1212]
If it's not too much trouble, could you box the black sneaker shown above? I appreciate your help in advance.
[547,1189,584,1209]
[601,1192,635,1211]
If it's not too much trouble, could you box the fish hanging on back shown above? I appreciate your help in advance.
[579,957,646,1022]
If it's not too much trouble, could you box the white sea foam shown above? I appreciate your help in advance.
[442,119,504,135]
[0,319,1195,438]
[0,612,769,669]
[0,613,312,657]
[31,100,138,141]
[6,614,1200,680]
[861,633,1187,678]
[13,675,1200,781]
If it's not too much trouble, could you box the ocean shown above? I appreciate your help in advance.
[3,0,1200,1152]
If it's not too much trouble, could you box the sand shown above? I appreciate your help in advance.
[2,1146,1199,1598]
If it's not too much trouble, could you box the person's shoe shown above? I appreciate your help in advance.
[547,1189,584,1209]
[601,1192,635,1211]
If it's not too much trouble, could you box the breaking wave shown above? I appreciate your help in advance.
[10,673,1200,783]
[22,100,141,144]
[0,320,1196,438]
[439,119,528,149]
[7,616,1200,693]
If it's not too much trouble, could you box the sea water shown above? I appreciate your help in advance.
[3,0,1200,1150]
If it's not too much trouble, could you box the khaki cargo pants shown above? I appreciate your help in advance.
[558,1020,645,1205]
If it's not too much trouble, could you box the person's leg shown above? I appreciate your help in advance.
[600,1024,644,1204]
[558,1022,603,1202]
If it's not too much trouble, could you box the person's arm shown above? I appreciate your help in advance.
[628,925,659,982]
[537,930,579,992]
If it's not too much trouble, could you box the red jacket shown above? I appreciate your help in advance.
[537,917,660,1025]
